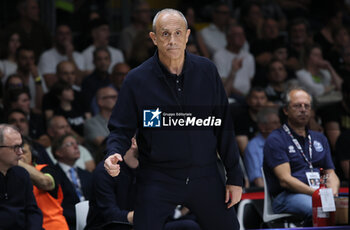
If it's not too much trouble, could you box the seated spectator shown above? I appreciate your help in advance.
[253,42,297,88]
[46,115,95,172]
[86,138,138,230]
[15,46,44,110]
[200,2,230,56]
[6,108,53,166]
[86,138,201,230]
[244,107,280,187]
[128,29,155,68]
[118,1,152,61]
[6,0,51,58]
[38,24,85,89]
[233,87,269,154]
[51,81,90,137]
[313,7,343,61]
[258,0,287,30]
[82,18,124,73]
[81,47,112,112]
[51,134,93,230]
[335,130,350,180]
[84,87,118,154]
[3,88,46,141]
[328,26,350,70]
[265,59,290,106]
[239,1,264,43]
[180,5,209,58]
[318,80,350,150]
[213,24,255,97]
[286,18,311,71]
[42,60,88,120]
[296,45,343,105]
[251,18,284,68]
[0,124,43,229]
[18,136,69,230]
[110,62,130,92]
[263,88,339,226]
[4,73,25,91]
[0,32,21,82]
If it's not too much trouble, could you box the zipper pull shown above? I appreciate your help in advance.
[186,177,190,185]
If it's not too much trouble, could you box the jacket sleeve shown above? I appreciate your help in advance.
[93,166,130,224]
[213,66,243,186]
[24,171,44,230]
[106,79,138,157]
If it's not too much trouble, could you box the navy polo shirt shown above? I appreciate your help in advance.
[156,53,185,105]
[263,124,334,197]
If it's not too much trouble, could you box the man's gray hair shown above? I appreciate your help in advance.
[256,107,279,124]
[283,86,313,108]
[0,124,20,145]
[152,8,188,33]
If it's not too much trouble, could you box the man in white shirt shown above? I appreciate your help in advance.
[38,24,85,89]
[46,115,95,172]
[82,18,124,73]
[200,3,230,56]
[213,24,255,96]
[118,1,152,60]
[15,46,43,109]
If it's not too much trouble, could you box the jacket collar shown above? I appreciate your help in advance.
[151,50,190,78]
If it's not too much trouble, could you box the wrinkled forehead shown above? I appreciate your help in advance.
[290,90,311,103]
[3,128,21,144]
[156,13,187,31]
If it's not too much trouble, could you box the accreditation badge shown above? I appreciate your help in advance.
[306,171,320,189]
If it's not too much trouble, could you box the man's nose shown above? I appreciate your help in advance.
[169,34,176,44]
[18,148,24,155]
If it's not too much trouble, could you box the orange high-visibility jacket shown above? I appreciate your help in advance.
[33,164,69,230]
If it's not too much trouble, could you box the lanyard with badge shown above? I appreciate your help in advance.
[283,124,320,189]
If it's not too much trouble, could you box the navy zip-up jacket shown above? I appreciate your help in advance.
[106,52,243,186]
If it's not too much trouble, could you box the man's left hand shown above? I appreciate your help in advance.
[225,185,242,209]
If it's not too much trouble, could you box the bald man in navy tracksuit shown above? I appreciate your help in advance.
[104,9,243,230]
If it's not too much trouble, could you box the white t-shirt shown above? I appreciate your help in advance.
[296,69,331,97]
[213,48,255,95]
[0,60,17,84]
[200,24,227,56]
[38,48,85,75]
[82,45,124,73]
[46,145,93,170]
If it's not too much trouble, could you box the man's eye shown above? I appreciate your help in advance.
[162,32,169,36]
[176,31,181,36]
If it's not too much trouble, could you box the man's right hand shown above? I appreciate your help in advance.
[127,211,134,224]
[104,153,123,177]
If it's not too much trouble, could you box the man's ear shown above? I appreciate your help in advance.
[185,29,191,44]
[149,32,157,46]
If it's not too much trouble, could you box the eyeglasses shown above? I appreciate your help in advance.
[290,103,311,110]
[0,144,24,152]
